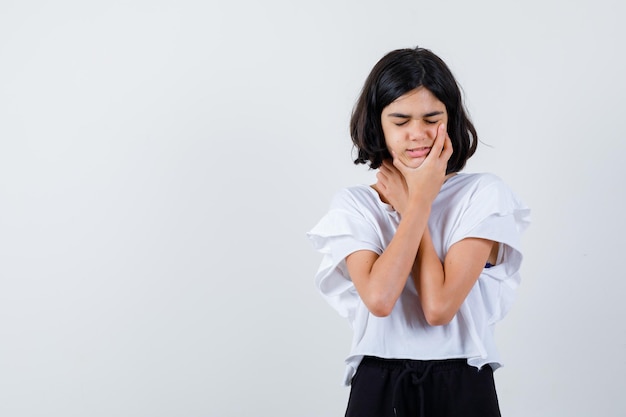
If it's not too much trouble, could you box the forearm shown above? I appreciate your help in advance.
[414,229,494,325]
[371,201,431,287]
[413,228,448,323]
[348,198,431,317]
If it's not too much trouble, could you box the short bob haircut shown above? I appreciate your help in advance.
[350,47,478,173]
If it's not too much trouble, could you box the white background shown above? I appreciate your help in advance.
[1,0,625,416]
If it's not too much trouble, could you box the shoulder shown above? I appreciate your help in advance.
[329,185,381,212]
[446,172,506,192]
[325,185,397,233]
[437,172,528,216]
[441,172,529,220]
[433,173,530,254]
[308,185,388,254]
[441,173,517,203]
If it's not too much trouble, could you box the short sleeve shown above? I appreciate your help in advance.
[449,178,531,323]
[307,192,383,319]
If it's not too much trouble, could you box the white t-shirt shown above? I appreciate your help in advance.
[307,173,530,386]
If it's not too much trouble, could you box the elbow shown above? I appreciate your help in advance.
[425,313,453,326]
[370,304,393,318]
[423,303,456,326]
[366,295,396,318]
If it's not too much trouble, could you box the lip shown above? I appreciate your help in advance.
[406,147,431,158]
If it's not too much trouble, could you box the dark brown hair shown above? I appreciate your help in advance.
[350,47,478,172]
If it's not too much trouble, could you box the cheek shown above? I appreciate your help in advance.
[384,133,402,150]
[381,126,397,146]
[426,125,439,138]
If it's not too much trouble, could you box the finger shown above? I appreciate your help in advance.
[441,133,453,161]
[434,123,447,155]
[423,123,446,163]
[382,160,403,180]
[385,159,402,175]
[380,160,393,175]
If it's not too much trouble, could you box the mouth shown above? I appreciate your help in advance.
[406,147,431,158]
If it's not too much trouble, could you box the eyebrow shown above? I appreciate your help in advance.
[387,111,445,118]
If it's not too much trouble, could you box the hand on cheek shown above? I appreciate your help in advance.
[390,123,453,206]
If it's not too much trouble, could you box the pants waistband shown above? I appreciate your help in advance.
[361,356,468,373]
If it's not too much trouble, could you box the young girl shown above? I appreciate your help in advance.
[307,47,530,417]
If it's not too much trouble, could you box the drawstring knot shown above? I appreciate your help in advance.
[392,362,433,417]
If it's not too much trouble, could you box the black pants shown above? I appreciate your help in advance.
[345,356,501,417]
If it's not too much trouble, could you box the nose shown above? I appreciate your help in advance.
[407,120,432,141]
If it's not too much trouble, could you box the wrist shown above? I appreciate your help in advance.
[406,194,432,211]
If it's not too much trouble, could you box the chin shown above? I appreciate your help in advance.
[408,159,426,169]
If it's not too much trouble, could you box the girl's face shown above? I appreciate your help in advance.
[380,87,448,169]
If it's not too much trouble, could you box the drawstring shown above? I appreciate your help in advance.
[392,361,434,417]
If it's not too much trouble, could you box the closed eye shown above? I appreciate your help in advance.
[387,112,411,126]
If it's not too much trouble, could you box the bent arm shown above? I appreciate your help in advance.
[414,227,497,325]
[346,199,431,317]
